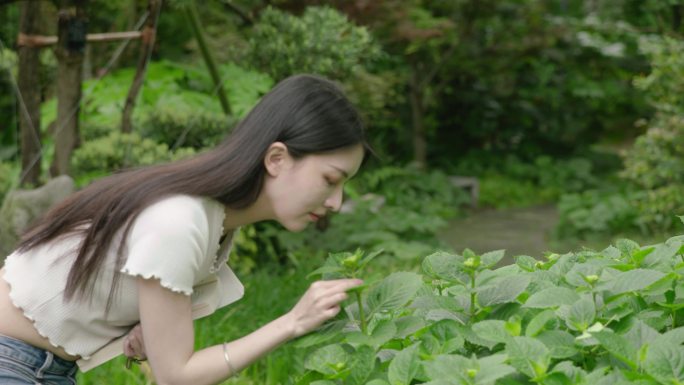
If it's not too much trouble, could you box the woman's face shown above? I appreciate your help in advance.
[265,143,365,232]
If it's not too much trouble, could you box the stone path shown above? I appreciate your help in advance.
[438,205,561,265]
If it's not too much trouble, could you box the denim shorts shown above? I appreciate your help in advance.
[0,334,78,384]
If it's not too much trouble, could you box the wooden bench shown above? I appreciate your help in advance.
[449,176,479,208]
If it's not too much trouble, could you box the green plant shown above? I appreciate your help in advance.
[70,131,195,186]
[247,6,382,82]
[138,106,235,150]
[556,189,640,238]
[291,230,684,384]
[619,35,684,233]
[0,161,19,202]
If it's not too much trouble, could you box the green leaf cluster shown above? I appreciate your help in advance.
[293,233,684,384]
[247,6,382,81]
[70,131,195,186]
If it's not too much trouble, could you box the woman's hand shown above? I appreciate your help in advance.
[286,278,363,338]
[123,323,147,361]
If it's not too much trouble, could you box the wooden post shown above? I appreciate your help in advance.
[51,0,88,177]
[121,0,161,133]
[17,0,42,186]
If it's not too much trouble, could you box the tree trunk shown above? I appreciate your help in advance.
[409,65,427,170]
[121,0,161,133]
[17,0,42,187]
[51,0,87,177]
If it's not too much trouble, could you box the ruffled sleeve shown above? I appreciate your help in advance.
[120,195,211,295]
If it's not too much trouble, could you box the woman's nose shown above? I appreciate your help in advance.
[324,186,344,212]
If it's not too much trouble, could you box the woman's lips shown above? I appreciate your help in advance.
[309,213,321,221]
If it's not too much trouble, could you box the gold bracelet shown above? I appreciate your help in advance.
[222,342,237,377]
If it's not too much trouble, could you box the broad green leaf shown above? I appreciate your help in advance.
[591,330,637,369]
[430,319,464,343]
[536,330,578,359]
[654,326,684,347]
[526,309,557,337]
[624,320,661,350]
[516,255,538,272]
[422,354,470,382]
[616,239,640,257]
[456,323,497,350]
[347,345,376,385]
[643,341,684,384]
[365,380,391,385]
[411,294,462,313]
[420,334,442,356]
[304,344,349,375]
[524,287,580,309]
[387,343,421,385]
[394,316,426,339]
[631,247,655,266]
[565,263,602,288]
[370,320,397,348]
[359,249,384,269]
[473,320,512,344]
[366,272,422,317]
[477,275,531,307]
[565,296,595,331]
[549,254,578,276]
[293,320,346,348]
[346,320,396,349]
[540,372,572,385]
[606,269,666,295]
[476,354,517,384]
[506,336,551,379]
[481,249,506,268]
[422,251,467,284]
[551,360,586,383]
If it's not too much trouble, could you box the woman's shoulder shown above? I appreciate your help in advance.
[134,195,224,234]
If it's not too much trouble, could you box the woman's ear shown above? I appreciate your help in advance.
[264,142,292,177]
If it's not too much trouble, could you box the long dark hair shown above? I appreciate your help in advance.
[18,74,367,307]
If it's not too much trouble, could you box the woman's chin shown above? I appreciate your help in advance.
[280,219,309,232]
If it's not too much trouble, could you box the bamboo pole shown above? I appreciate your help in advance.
[17,31,144,47]
[121,0,161,133]
[185,0,231,115]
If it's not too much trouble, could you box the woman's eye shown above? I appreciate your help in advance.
[324,177,336,187]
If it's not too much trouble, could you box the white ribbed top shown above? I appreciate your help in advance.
[2,195,242,359]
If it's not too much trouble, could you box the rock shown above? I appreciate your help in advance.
[0,176,75,262]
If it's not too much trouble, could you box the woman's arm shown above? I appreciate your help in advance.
[136,276,363,385]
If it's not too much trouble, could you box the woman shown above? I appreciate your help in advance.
[0,74,366,384]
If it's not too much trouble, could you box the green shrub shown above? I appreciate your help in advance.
[247,6,381,81]
[618,35,684,233]
[479,174,556,209]
[139,106,236,150]
[621,115,684,190]
[556,189,639,238]
[634,185,684,233]
[71,132,195,186]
